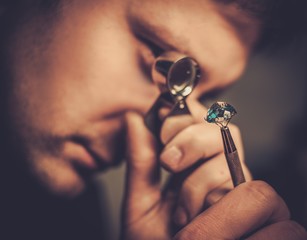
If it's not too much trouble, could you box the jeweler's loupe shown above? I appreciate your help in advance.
[152,51,200,102]
[145,51,201,140]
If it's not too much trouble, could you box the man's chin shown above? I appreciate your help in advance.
[27,146,124,198]
[35,168,85,198]
[29,157,94,198]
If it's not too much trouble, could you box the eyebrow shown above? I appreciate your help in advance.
[129,16,186,53]
[213,0,262,47]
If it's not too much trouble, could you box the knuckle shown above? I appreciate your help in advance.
[160,115,194,144]
[182,178,206,197]
[183,124,197,140]
[173,232,191,240]
[175,126,198,150]
[179,180,207,216]
[173,224,205,240]
[173,231,188,240]
[206,180,232,205]
[161,159,179,173]
[242,181,280,207]
[283,220,307,239]
[182,124,206,148]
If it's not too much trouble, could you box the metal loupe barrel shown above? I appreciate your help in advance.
[145,52,201,140]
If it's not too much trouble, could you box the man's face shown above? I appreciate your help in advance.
[2,0,260,196]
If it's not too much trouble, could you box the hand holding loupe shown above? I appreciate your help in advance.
[145,51,201,140]
[144,52,245,188]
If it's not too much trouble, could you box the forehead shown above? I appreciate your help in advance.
[125,0,260,90]
[3,0,261,33]
[127,0,261,45]
[2,0,261,96]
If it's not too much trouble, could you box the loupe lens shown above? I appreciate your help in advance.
[151,52,200,96]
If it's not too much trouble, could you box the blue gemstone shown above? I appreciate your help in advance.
[206,102,237,124]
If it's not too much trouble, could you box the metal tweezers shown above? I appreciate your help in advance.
[221,126,246,187]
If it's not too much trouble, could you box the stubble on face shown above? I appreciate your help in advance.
[1,0,262,197]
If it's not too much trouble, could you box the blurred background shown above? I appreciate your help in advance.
[93,38,307,239]
[1,3,306,240]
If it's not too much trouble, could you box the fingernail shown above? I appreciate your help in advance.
[173,206,188,226]
[160,146,182,168]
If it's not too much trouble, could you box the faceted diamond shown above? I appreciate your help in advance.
[205,102,237,124]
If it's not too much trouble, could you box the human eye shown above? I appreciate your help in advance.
[136,34,164,58]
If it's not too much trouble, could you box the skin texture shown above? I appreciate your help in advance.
[1,0,306,239]
[3,0,259,196]
[122,112,307,239]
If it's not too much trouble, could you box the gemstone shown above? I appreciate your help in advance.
[205,102,237,124]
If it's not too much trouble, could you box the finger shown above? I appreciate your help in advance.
[204,157,252,206]
[161,123,243,172]
[173,154,251,226]
[204,167,252,205]
[123,112,161,221]
[204,179,234,205]
[173,154,231,226]
[186,97,208,123]
[246,220,307,240]
[160,115,195,144]
[160,123,221,172]
[160,99,207,144]
[174,181,290,240]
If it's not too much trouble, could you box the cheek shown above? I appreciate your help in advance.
[49,43,158,127]
[7,15,158,136]
[192,31,248,93]
[9,64,157,139]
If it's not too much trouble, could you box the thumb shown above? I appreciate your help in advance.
[122,111,161,223]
